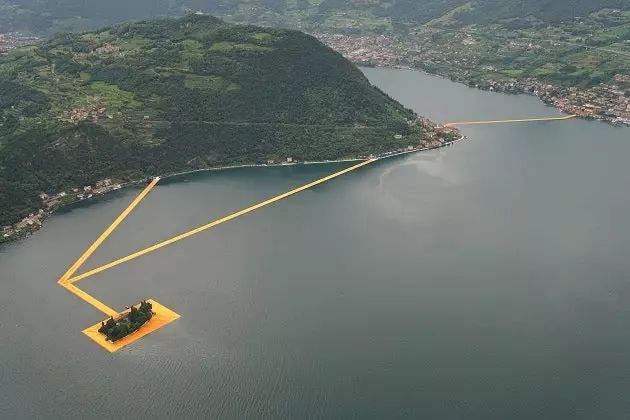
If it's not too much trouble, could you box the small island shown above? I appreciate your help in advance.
[98,300,154,342]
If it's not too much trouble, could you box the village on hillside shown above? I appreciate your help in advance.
[0,32,40,52]
[316,33,630,126]
[2,179,123,242]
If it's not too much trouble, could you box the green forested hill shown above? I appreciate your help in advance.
[0,15,419,226]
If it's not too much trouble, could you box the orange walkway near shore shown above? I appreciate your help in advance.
[67,159,374,284]
[55,177,182,352]
[57,111,579,352]
[58,160,374,351]
[59,177,159,285]
[443,114,576,127]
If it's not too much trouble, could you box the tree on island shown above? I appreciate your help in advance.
[98,301,153,342]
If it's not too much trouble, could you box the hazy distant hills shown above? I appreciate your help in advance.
[2,0,629,34]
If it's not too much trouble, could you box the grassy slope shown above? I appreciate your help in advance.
[0,15,421,226]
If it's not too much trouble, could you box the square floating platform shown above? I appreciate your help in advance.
[83,299,180,352]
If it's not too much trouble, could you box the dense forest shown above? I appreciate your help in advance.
[1,0,629,34]
[0,15,420,226]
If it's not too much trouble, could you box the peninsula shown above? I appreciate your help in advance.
[0,15,458,243]
[1,2,628,125]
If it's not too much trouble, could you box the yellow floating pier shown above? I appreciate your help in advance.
[59,112,577,352]
[67,160,374,284]
[83,299,180,353]
[59,161,373,352]
[59,177,159,285]
[61,282,118,317]
[443,115,576,127]
[55,178,180,352]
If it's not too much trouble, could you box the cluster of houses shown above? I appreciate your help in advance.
[59,102,113,123]
[462,76,630,124]
[317,32,630,126]
[316,33,400,67]
[522,77,630,124]
[315,31,482,72]
[0,32,40,53]
[2,210,45,240]
[94,43,121,54]
[265,157,295,165]
[2,179,122,242]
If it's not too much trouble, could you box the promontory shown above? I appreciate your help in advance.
[0,15,455,238]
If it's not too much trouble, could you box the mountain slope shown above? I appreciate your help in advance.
[0,15,423,226]
[458,0,630,24]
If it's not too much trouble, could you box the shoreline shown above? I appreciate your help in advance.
[359,64,630,127]
[141,136,465,182]
[315,32,630,127]
[160,157,366,180]
[0,136,464,246]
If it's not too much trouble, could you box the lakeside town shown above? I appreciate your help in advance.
[2,179,124,243]
[4,21,626,245]
[0,26,462,245]
[2,29,628,125]
[1,117,459,244]
[316,33,630,126]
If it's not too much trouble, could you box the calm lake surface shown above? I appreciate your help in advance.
[2,67,630,419]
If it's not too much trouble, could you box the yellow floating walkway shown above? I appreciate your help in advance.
[58,160,373,351]
[67,159,374,285]
[58,111,579,352]
[443,114,576,127]
[59,177,159,285]
[55,177,182,352]
[61,282,118,317]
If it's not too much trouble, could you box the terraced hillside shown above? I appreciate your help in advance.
[0,15,422,226]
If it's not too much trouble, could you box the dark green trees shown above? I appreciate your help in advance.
[97,300,154,342]
[0,15,421,228]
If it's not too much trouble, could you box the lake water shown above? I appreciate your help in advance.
[2,68,630,419]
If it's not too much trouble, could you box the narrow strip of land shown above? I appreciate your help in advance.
[67,159,374,284]
[58,177,159,284]
[443,115,575,127]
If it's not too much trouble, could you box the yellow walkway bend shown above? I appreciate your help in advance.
[59,177,160,285]
[59,113,576,352]
[58,160,373,351]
